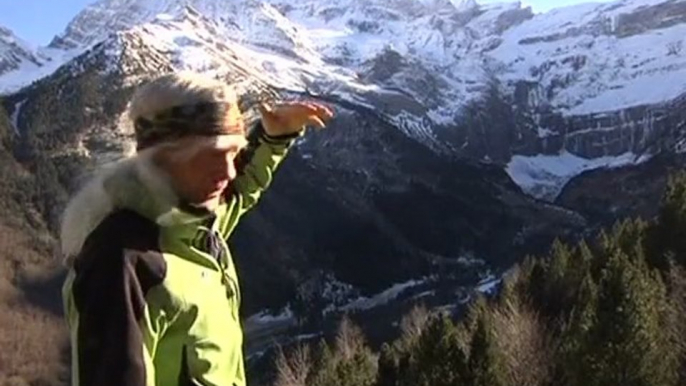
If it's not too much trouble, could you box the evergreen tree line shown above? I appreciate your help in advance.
[273,171,686,386]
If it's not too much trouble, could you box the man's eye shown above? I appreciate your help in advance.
[210,150,238,161]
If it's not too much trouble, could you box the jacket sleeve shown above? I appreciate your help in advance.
[230,121,302,213]
[62,213,167,386]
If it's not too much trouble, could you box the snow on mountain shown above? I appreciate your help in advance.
[506,150,652,201]
[339,278,426,312]
[37,0,527,114]
[451,0,479,12]
[0,26,45,73]
[8,0,686,120]
[49,0,229,50]
[246,306,295,325]
[123,7,394,110]
[0,47,83,95]
[18,0,686,123]
[50,0,331,60]
[476,275,501,294]
[1,0,685,198]
[0,25,65,93]
[491,0,686,116]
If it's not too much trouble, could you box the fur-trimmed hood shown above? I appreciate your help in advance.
[59,148,209,265]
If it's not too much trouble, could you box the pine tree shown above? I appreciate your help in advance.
[525,259,549,317]
[582,249,678,386]
[463,294,489,332]
[467,314,506,386]
[398,304,431,346]
[559,272,599,386]
[545,239,576,318]
[376,305,431,386]
[646,171,686,270]
[505,255,539,303]
[376,313,467,386]
[376,343,401,386]
[602,219,649,265]
[665,262,686,385]
[309,340,336,386]
[308,317,377,386]
[496,272,519,308]
[412,314,468,386]
[573,240,594,275]
[592,229,615,279]
[521,239,584,323]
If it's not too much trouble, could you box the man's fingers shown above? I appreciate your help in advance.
[308,115,327,129]
[317,105,335,120]
[306,102,334,119]
[258,102,274,116]
[263,101,333,132]
[297,102,334,121]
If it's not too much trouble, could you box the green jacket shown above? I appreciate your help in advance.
[61,124,297,386]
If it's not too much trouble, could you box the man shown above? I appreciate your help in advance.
[59,71,334,386]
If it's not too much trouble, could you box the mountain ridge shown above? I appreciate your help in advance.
[0,0,684,199]
[1,1,685,383]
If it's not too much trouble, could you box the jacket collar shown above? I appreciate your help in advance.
[59,147,216,262]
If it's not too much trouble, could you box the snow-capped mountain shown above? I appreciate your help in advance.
[2,0,586,313]
[51,0,686,115]
[1,0,686,201]
[4,1,685,376]
[0,26,49,78]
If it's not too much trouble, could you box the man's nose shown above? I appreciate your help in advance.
[212,161,235,181]
[226,163,237,180]
[216,153,237,178]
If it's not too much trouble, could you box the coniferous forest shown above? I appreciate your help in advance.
[273,171,686,386]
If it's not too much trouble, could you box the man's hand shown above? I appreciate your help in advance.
[258,101,334,137]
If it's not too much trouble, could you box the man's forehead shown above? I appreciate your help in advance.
[224,103,243,124]
[175,132,246,152]
[209,134,248,151]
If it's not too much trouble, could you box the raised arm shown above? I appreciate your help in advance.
[229,101,334,213]
[230,121,302,213]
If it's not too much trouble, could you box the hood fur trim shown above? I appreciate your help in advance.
[59,148,194,264]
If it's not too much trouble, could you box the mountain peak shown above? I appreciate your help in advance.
[48,0,243,50]
[451,0,479,12]
[0,24,48,78]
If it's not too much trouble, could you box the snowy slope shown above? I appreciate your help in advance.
[9,0,686,122]
[506,151,652,200]
[0,0,684,198]
[0,47,83,95]
[0,25,57,89]
[0,26,43,71]
[491,0,686,115]
[31,0,526,125]
[125,8,397,111]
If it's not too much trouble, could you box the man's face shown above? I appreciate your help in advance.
[159,134,248,209]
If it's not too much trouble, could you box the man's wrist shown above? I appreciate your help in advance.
[258,122,304,144]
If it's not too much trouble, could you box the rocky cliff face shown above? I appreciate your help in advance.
[2,13,586,314]
[557,152,686,230]
[40,0,686,199]
[5,1,683,153]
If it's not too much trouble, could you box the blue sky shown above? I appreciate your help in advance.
[0,0,94,47]
[0,0,615,47]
